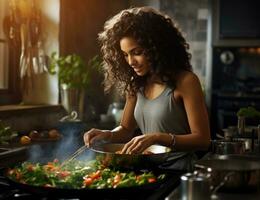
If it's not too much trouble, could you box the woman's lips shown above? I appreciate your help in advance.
[133,67,141,72]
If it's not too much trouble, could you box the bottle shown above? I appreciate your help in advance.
[237,116,245,135]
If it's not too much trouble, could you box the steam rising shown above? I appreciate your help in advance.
[27,124,95,164]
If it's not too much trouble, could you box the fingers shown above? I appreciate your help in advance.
[83,128,99,147]
[83,129,112,147]
[127,141,143,154]
[121,136,146,154]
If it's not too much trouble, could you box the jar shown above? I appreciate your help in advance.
[180,172,211,200]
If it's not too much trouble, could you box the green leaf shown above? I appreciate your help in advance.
[50,52,102,89]
[237,107,260,118]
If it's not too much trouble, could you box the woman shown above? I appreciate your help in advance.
[84,7,210,171]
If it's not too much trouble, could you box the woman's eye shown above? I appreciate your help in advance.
[133,49,143,55]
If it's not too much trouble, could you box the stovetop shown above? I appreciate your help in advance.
[0,168,182,200]
[165,184,260,200]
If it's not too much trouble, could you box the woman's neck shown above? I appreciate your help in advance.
[146,74,163,85]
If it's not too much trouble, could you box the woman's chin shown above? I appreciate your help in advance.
[135,71,145,76]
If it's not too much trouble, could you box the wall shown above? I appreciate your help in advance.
[160,0,209,87]
[129,0,160,8]
[22,0,59,105]
[58,0,209,121]
[0,0,62,133]
[0,0,9,89]
[59,0,130,120]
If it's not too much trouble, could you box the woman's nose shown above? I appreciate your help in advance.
[128,55,136,66]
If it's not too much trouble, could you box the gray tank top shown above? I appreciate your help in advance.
[134,86,190,134]
[134,86,196,171]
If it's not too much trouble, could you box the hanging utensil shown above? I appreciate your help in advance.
[2,0,22,47]
[19,24,27,78]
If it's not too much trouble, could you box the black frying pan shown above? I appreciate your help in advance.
[2,162,174,199]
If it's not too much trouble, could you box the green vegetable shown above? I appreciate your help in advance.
[0,120,18,145]
[7,159,165,189]
[237,107,260,118]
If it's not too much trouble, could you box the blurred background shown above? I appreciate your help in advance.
[0,0,260,140]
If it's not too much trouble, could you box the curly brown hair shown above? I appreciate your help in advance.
[98,7,192,97]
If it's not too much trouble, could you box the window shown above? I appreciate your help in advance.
[0,1,8,89]
[0,0,21,105]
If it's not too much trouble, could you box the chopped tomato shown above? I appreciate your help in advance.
[57,171,71,178]
[83,177,93,186]
[136,175,141,181]
[113,174,121,186]
[148,178,156,183]
[90,170,101,180]
[44,163,59,172]
[26,164,35,172]
[15,171,22,180]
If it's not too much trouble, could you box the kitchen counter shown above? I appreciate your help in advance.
[165,152,260,200]
[165,184,260,200]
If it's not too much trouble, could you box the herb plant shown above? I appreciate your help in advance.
[0,120,18,145]
[49,53,101,89]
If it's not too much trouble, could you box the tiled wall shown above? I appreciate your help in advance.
[160,0,209,86]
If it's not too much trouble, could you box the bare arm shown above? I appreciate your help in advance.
[121,72,210,154]
[109,94,138,143]
[169,72,211,151]
[84,94,137,146]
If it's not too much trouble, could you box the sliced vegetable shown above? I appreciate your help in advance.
[7,159,165,189]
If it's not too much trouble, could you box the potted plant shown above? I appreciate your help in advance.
[49,53,101,119]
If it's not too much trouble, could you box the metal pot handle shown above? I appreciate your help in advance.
[193,170,235,198]
[211,172,235,196]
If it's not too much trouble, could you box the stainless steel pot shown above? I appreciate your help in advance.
[89,143,172,169]
[180,173,211,200]
[195,155,260,190]
[211,139,246,155]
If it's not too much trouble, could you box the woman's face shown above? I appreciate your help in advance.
[120,37,151,76]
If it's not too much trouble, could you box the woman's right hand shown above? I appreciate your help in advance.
[83,128,112,147]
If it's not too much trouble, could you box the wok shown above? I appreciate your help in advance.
[90,143,172,169]
[2,160,173,199]
[195,155,260,191]
[3,173,167,199]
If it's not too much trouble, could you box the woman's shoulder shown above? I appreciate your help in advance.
[172,71,202,101]
[176,71,200,87]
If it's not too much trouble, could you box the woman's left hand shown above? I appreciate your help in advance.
[120,134,156,154]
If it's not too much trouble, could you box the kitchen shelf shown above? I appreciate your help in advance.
[0,104,65,117]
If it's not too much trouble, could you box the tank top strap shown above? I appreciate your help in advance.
[164,86,174,96]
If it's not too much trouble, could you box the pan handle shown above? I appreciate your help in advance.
[0,175,10,187]
[210,172,235,196]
